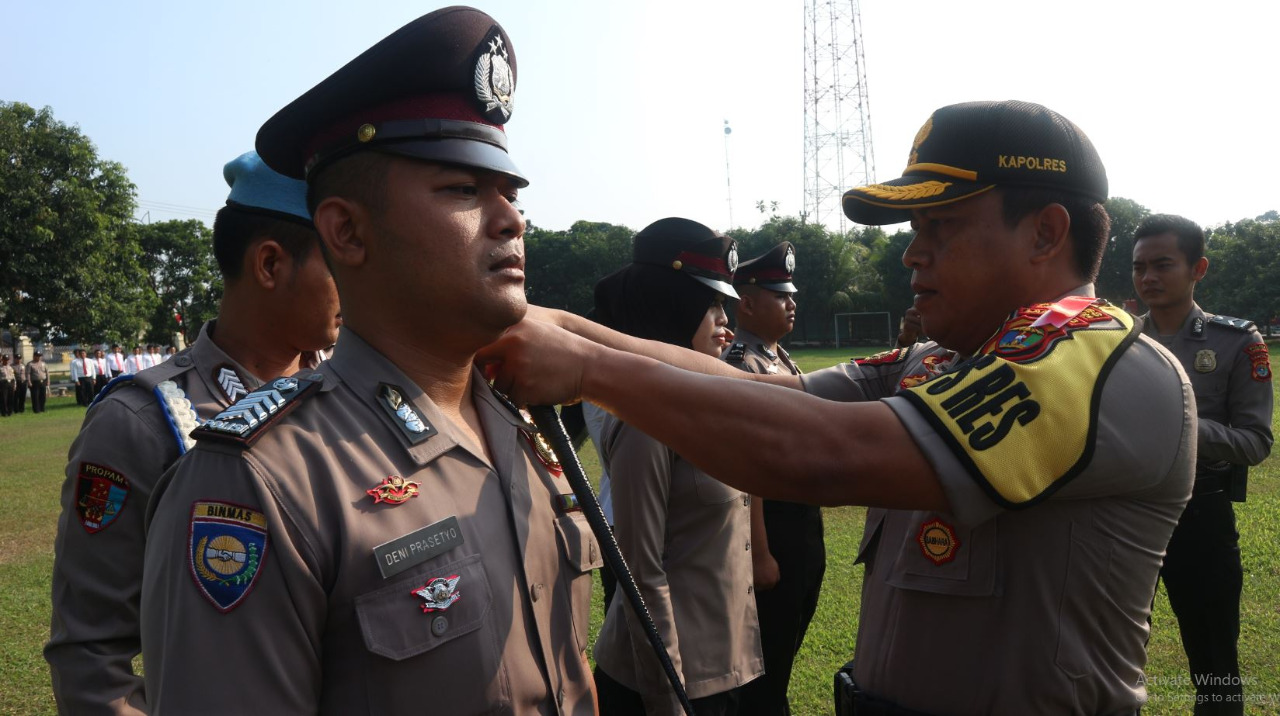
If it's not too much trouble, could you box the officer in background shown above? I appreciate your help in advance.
[482,100,1196,715]
[46,151,338,716]
[723,242,824,716]
[12,354,27,413]
[27,351,49,413]
[0,355,13,417]
[141,9,599,714]
[1132,214,1273,714]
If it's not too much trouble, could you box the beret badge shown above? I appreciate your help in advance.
[474,30,515,123]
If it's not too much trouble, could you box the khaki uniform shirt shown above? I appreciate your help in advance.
[140,329,599,715]
[46,322,282,716]
[0,364,13,385]
[593,415,763,714]
[801,290,1194,715]
[27,360,49,385]
[721,328,800,376]
[1140,303,1273,472]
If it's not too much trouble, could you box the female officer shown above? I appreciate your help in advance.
[590,217,763,716]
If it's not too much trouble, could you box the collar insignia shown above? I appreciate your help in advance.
[413,575,461,612]
[378,384,436,445]
[368,475,421,505]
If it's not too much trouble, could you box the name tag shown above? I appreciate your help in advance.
[372,516,464,579]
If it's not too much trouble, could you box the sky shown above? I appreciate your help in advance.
[4,0,1278,235]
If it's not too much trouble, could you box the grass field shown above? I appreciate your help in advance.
[1,345,1277,715]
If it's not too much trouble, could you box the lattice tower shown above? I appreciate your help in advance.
[803,0,876,233]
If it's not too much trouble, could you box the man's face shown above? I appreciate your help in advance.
[366,159,527,341]
[95,350,104,359]
[903,191,1031,355]
[279,244,342,351]
[740,287,796,342]
[1132,232,1205,312]
[133,347,142,355]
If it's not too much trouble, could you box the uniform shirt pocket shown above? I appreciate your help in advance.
[355,552,493,661]
[883,511,1000,597]
[692,471,741,505]
[555,511,603,652]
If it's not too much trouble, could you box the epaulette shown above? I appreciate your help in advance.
[87,374,138,409]
[1208,314,1256,333]
[725,343,747,363]
[190,375,323,448]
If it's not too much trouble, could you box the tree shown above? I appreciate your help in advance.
[524,220,635,315]
[0,102,153,343]
[1094,196,1150,304]
[1199,217,1280,330]
[135,220,220,344]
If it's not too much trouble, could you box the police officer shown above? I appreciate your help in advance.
[1132,214,1274,714]
[0,355,13,417]
[723,242,824,716]
[27,351,48,413]
[140,9,599,714]
[46,151,338,716]
[12,353,27,413]
[483,100,1196,715]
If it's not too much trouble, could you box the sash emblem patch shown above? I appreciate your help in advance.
[1245,344,1271,382]
[75,463,130,534]
[917,518,960,565]
[188,501,268,613]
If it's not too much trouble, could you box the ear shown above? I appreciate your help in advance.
[1027,203,1072,266]
[312,196,368,269]
[737,292,756,317]
[1192,256,1209,282]
[249,239,290,290]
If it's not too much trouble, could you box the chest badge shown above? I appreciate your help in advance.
[413,575,461,612]
[1194,349,1217,373]
[367,475,420,505]
[917,518,960,565]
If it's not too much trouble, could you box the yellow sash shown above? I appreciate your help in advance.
[899,298,1138,507]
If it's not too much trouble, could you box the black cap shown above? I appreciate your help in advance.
[632,218,739,299]
[256,6,525,186]
[843,100,1108,225]
[734,242,796,293]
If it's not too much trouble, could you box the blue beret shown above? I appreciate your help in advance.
[223,151,312,224]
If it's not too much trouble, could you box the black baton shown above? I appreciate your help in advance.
[528,405,696,716]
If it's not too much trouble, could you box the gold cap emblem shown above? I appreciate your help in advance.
[357,124,377,143]
[908,115,934,166]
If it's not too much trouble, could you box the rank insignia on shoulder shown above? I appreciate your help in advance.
[725,343,747,363]
[75,463,130,534]
[368,475,421,505]
[214,364,248,403]
[413,575,461,612]
[378,384,437,445]
[1245,343,1271,382]
[192,375,321,447]
[189,500,268,612]
[1209,314,1256,332]
[917,518,960,565]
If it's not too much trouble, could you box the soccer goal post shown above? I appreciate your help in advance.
[833,311,893,349]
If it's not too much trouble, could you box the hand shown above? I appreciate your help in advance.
[897,307,923,347]
[753,551,781,591]
[477,318,595,406]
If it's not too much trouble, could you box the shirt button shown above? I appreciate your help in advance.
[558,687,565,706]
[431,615,448,636]
[745,541,751,551]
[747,585,753,595]
[531,583,544,602]
[742,495,749,506]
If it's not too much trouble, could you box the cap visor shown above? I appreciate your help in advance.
[692,275,739,300]
[754,281,797,293]
[380,138,529,187]
[843,177,995,225]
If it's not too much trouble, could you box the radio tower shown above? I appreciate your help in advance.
[803,0,876,233]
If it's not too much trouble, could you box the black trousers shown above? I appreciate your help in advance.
[13,380,26,412]
[737,501,826,716]
[76,377,95,406]
[0,381,11,416]
[595,666,743,716]
[1161,491,1244,715]
[31,381,47,413]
